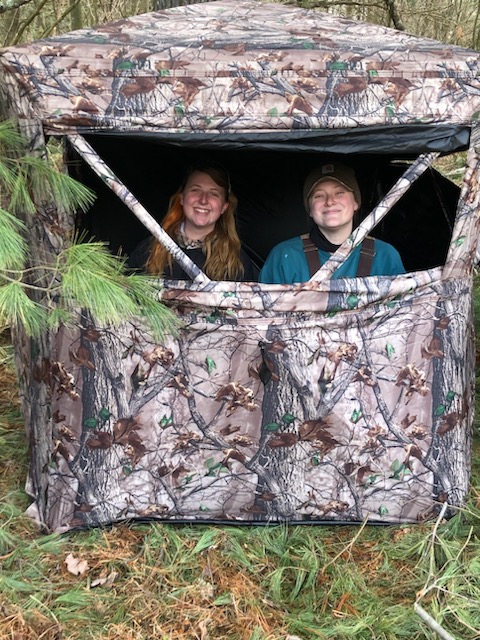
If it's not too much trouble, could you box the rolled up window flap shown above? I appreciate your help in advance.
[67,134,211,284]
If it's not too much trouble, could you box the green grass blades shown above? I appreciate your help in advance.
[1,284,480,639]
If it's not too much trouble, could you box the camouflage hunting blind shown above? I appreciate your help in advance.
[0,0,479,532]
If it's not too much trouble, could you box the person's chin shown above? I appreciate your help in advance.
[319,219,340,228]
[191,217,211,227]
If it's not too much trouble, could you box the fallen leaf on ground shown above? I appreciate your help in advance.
[65,553,89,576]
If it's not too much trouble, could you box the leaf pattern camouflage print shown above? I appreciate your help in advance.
[0,0,479,531]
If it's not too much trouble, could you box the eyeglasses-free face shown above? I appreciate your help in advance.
[308,179,359,244]
[180,170,228,240]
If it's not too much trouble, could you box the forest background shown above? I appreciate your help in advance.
[1,0,480,639]
[1,0,480,49]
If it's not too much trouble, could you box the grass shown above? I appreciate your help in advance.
[1,321,480,639]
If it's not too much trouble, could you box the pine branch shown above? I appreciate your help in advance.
[0,120,180,338]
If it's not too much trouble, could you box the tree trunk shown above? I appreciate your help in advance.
[384,0,405,30]
[253,324,317,519]
[426,279,474,509]
[68,311,174,526]
[69,0,82,31]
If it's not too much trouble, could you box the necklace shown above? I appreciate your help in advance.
[177,222,216,250]
[177,222,205,249]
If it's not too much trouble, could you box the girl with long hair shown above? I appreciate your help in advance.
[129,163,254,281]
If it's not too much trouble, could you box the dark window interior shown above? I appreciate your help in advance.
[67,134,461,274]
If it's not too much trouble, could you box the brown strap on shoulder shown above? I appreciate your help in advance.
[302,233,375,278]
[301,233,321,277]
[357,236,376,277]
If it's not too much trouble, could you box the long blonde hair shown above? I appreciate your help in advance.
[146,164,244,280]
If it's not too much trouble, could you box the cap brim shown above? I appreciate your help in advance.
[307,177,354,200]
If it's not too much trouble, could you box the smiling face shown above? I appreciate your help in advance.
[308,179,359,244]
[180,171,228,240]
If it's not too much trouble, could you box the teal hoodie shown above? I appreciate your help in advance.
[259,236,406,285]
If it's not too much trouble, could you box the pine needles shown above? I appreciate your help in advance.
[0,119,179,339]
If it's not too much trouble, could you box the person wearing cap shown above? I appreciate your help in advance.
[259,161,405,284]
[129,162,254,281]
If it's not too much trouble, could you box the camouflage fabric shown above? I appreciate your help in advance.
[0,1,479,532]
[15,268,472,532]
[0,0,479,133]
